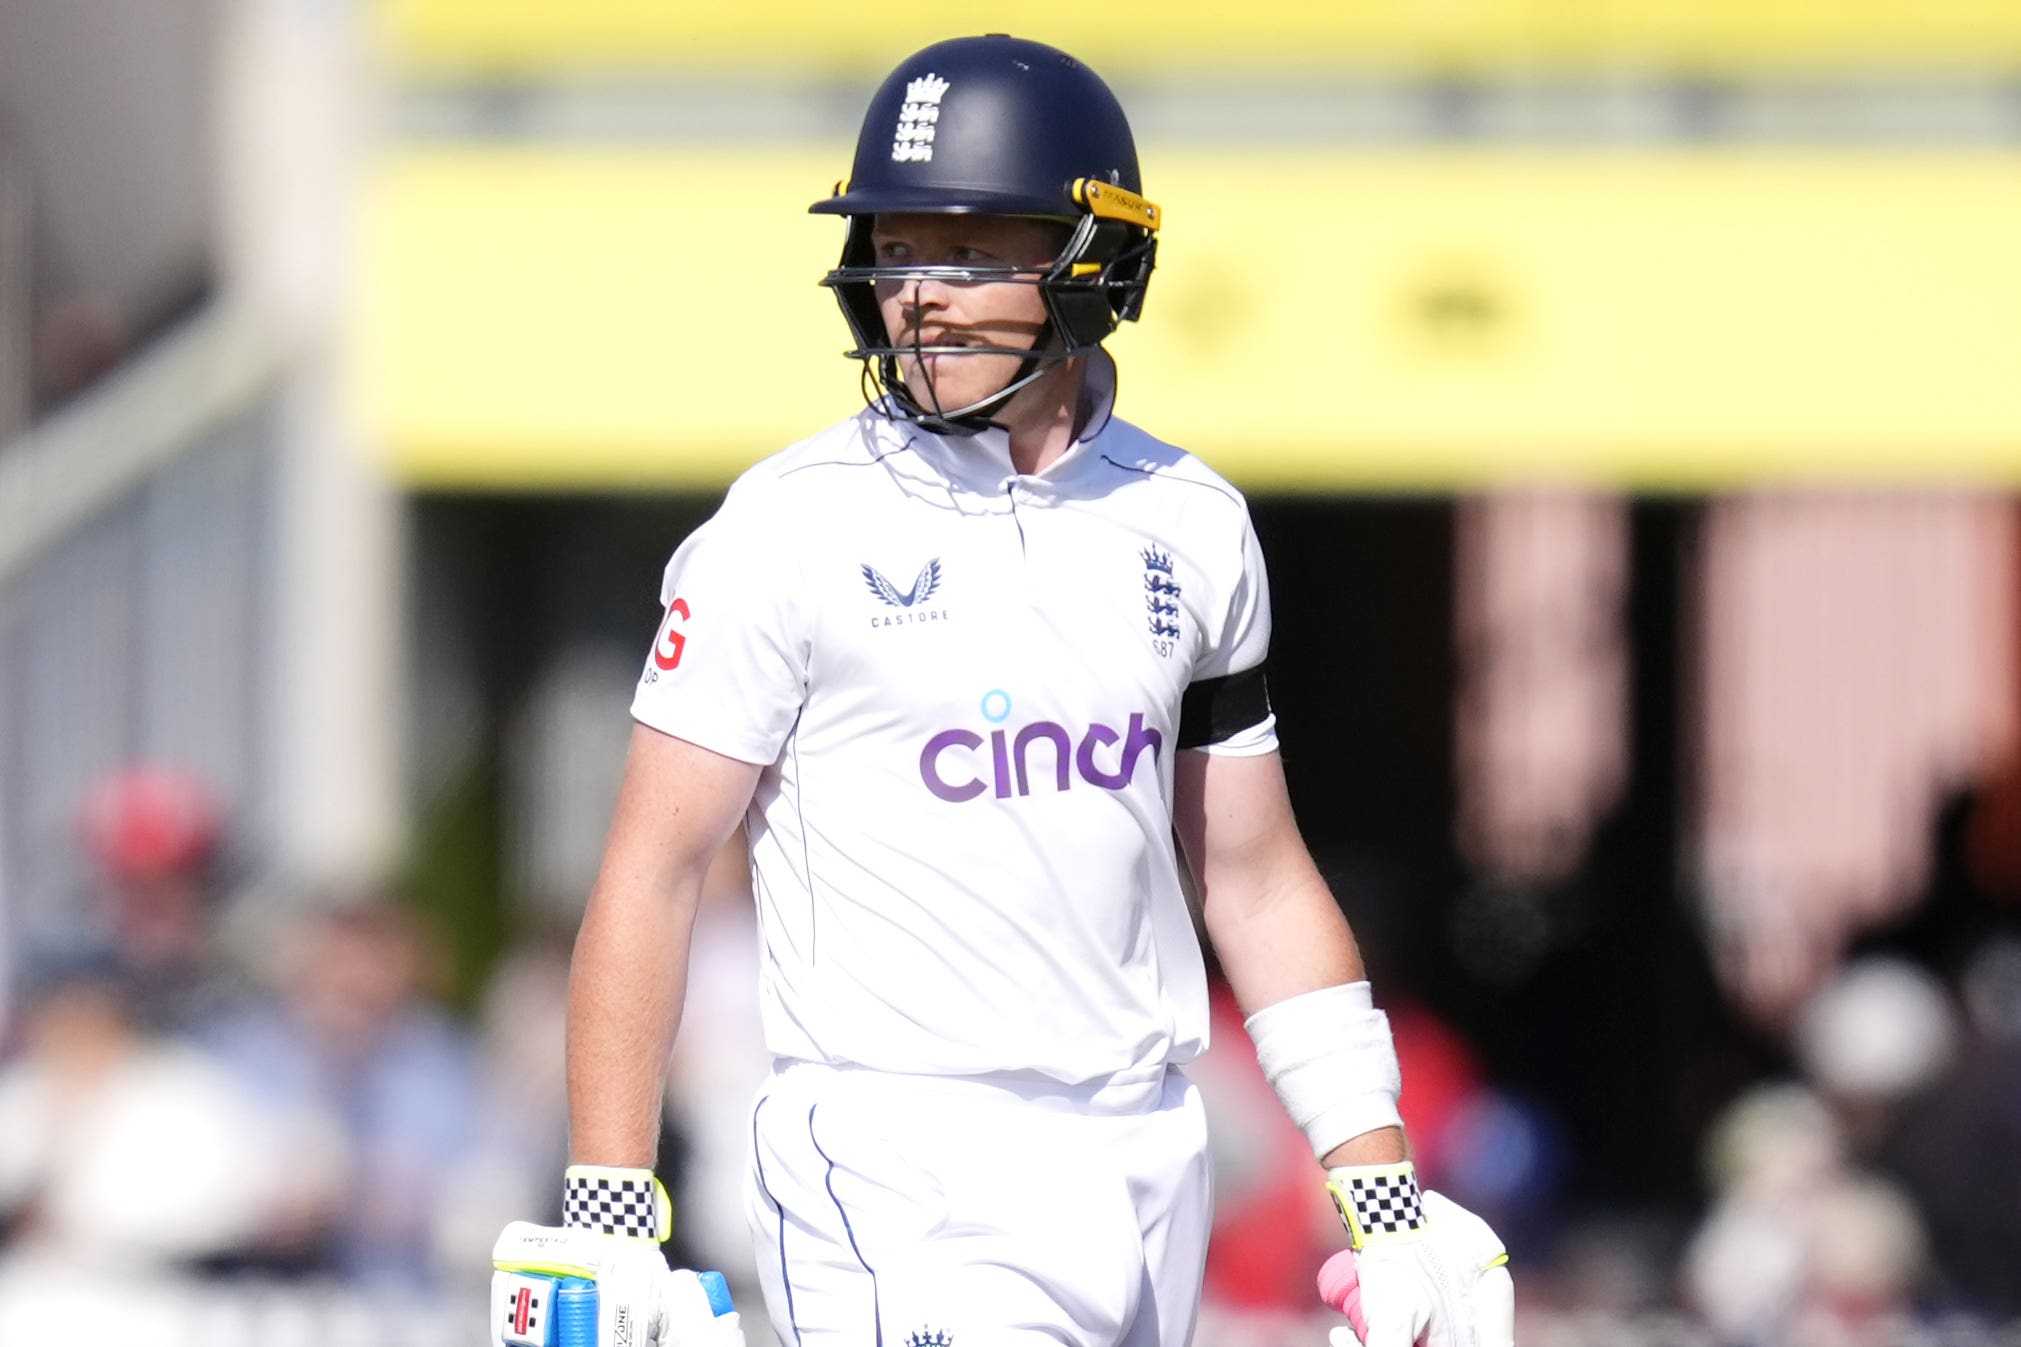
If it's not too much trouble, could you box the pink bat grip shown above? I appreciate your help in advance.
[1318,1248,1367,1340]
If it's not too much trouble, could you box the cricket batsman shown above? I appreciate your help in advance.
[493,33,1513,1347]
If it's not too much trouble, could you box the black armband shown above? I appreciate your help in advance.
[1177,662,1272,749]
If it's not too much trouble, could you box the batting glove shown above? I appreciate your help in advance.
[492,1165,745,1347]
[1320,1166,1513,1347]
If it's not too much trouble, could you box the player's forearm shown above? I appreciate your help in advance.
[1319,1126,1407,1166]
[565,869,704,1167]
[1204,868,1408,1166]
[566,726,761,1166]
[1203,859,1364,1013]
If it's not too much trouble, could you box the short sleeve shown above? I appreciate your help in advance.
[629,485,809,765]
[1195,511,1272,680]
[1183,509,1278,755]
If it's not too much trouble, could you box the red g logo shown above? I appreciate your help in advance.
[653,598,691,670]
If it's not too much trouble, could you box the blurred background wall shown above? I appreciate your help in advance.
[2,2,2019,1344]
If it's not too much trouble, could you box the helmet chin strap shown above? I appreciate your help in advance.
[883,349,1062,438]
[879,291,1067,437]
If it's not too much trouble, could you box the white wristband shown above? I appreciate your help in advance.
[1243,980,1404,1160]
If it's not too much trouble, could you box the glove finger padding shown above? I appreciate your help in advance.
[1421,1192,1512,1347]
[593,1238,672,1347]
[492,1223,746,1347]
[1353,1241,1466,1347]
[663,1269,747,1347]
[492,1221,667,1347]
[1472,1265,1515,1347]
[494,1266,567,1347]
[1317,1180,1511,1347]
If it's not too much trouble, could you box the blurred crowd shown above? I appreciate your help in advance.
[1191,947,2021,1347]
[0,762,770,1336]
[3,762,2019,1347]
[0,765,510,1290]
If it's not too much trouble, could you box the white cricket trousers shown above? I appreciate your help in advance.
[745,1059,1212,1347]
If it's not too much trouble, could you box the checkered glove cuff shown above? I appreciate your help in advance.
[1326,1161,1429,1249]
[562,1165,672,1243]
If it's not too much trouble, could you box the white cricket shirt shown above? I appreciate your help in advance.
[631,355,1277,1085]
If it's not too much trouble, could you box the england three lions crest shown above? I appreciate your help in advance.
[1141,544,1182,652]
[892,74,950,163]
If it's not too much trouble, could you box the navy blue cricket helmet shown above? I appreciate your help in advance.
[810,34,1162,435]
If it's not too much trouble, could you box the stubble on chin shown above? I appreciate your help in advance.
[904,350,1026,411]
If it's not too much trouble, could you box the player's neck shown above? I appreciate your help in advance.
[999,357,1088,476]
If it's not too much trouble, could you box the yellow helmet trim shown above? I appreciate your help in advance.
[1072,179,1161,232]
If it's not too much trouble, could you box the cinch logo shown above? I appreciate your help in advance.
[919,690,1161,803]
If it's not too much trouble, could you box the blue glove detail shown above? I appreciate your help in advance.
[699,1271,735,1318]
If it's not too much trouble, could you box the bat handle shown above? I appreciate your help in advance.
[555,1277,598,1347]
[698,1270,735,1317]
[1317,1249,1368,1341]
